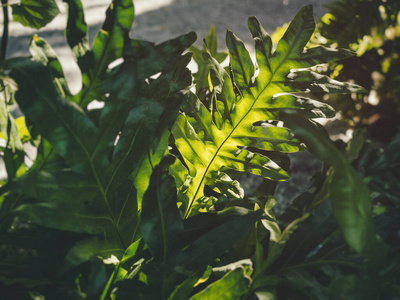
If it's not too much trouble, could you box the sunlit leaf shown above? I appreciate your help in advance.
[190,25,228,102]
[173,5,360,217]
[189,268,250,300]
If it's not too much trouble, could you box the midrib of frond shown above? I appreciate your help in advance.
[185,28,305,217]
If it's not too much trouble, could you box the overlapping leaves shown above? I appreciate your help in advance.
[172,5,364,217]
[0,0,195,272]
[0,2,388,299]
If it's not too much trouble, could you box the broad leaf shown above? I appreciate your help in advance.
[280,109,384,256]
[11,0,60,29]
[138,207,263,299]
[74,0,135,107]
[29,35,72,97]
[1,27,194,255]
[62,0,90,61]
[169,209,263,272]
[172,5,361,217]
[63,237,125,271]
[167,271,203,300]
[141,157,184,261]
[189,268,250,300]
[190,25,228,102]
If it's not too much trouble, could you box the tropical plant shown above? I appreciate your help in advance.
[311,0,400,142]
[0,0,397,299]
[189,24,228,104]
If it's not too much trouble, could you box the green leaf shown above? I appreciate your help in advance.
[189,268,250,300]
[167,271,203,300]
[3,148,26,180]
[131,130,169,210]
[141,158,184,261]
[3,59,99,174]
[330,274,377,300]
[120,238,145,264]
[344,129,365,163]
[279,70,366,94]
[190,25,228,101]
[255,197,283,271]
[276,200,337,269]
[62,0,90,61]
[283,269,329,300]
[280,109,384,257]
[2,29,192,248]
[0,85,23,153]
[11,0,60,29]
[63,237,125,271]
[75,0,135,107]
[100,263,127,300]
[205,171,244,200]
[173,5,358,217]
[170,209,263,272]
[0,226,82,291]
[29,35,72,98]
[226,30,255,88]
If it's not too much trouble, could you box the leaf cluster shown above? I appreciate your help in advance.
[311,0,400,142]
[0,1,398,299]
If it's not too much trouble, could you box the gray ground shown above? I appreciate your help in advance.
[3,0,330,92]
[1,0,333,204]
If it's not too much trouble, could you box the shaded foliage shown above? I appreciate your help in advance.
[0,1,398,299]
[312,0,400,143]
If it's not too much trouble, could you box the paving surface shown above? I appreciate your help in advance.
[3,0,330,92]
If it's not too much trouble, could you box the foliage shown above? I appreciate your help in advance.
[266,123,400,299]
[189,25,228,104]
[0,1,398,299]
[312,0,400,142]
[11,0,60,29]
[172,5,363,217]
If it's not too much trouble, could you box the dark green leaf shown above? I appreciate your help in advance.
[170,209,263,272]
[63,237,124,271]
[3,58,99,174]
[167,271,203,300]
[76,0,134,107]
[11,0,60,29]
[29,35,72,97]
[62,0,89,60]
[141,158,184,261]
[280,110,384,257]
[330,274,377,300]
